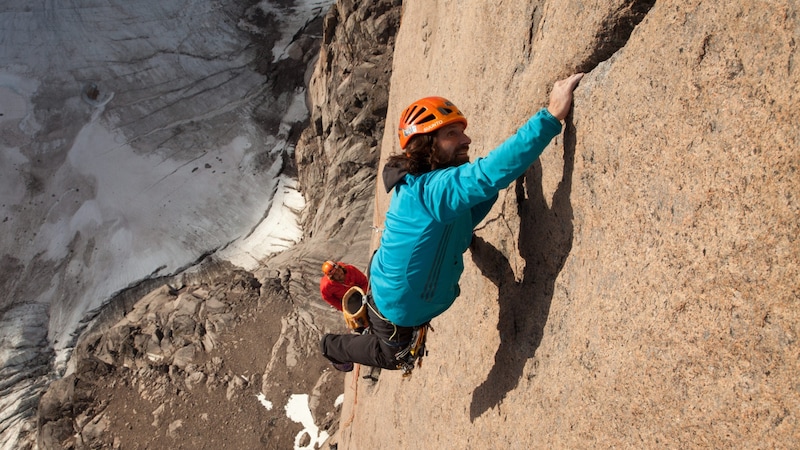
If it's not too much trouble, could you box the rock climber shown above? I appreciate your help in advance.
[319,260,369,311]
[320,73,585,373]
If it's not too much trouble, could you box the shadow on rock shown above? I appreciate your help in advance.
[469,118,576,421]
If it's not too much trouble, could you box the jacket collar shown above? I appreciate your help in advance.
[382,164,408,193]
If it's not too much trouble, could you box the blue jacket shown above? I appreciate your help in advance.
[370,108,562,327]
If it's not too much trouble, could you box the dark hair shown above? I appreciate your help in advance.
[386,134,437,175]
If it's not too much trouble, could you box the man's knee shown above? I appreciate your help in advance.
[320,334,328,353]
[320,334,337,362]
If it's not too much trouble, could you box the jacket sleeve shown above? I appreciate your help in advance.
[419,108,562,222]
[319,279,342,310]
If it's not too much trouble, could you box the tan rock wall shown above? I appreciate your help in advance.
[341,1,799,448]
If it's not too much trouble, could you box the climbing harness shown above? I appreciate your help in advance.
[361,292,434,378]
[394,323,433,378]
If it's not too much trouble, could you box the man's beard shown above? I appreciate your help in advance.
[432,144,470,169]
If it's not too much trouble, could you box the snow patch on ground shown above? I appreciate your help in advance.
[257,393,274,411]
[256,392,333,449]
[285,394,330,450]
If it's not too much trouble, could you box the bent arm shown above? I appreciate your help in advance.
[320,281,344,310]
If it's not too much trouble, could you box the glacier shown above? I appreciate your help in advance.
[0,0,332,447]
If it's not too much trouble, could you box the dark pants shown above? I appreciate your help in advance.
[320,298,414,370]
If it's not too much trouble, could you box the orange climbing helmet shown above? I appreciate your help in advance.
[322,260,337,276]
[397,96,467,149]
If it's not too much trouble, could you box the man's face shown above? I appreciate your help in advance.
[432,122,471,169]
[327,264,345,282]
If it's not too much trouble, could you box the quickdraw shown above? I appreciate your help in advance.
[395,323,433,378]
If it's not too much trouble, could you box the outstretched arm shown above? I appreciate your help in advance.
[547,73,584,121]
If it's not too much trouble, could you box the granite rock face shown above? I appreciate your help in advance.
[337,1,799,449]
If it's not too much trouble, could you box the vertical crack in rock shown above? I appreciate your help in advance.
[577,0,656,73]
[525,5,543,59]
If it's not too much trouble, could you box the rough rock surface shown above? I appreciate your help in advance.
[34,0,400,449]
[337,1,799,449]
[37,259,357,449]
